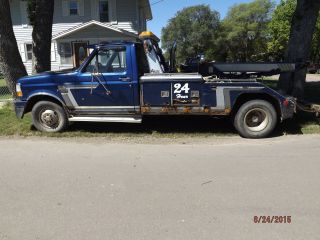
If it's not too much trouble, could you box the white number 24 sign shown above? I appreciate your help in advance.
[174,83,190,94]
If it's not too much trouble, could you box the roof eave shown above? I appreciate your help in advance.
[52,21,138,40]
[144,0,153,21]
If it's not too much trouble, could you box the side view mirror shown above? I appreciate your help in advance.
[143,40,153,53]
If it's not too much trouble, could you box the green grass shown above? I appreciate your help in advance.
[0,78,6,87]
[0,102,319,138]
[0,103,237,138]
[0,78,12,100]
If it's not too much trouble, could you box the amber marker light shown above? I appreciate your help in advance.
[16,83,23,97]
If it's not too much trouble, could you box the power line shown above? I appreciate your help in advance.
[140,0,165,10]
[150,0,165,6]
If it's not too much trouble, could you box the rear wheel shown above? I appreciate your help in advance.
[32,101,68,133]
[234,100,277,139]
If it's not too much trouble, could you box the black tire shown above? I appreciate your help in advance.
[32,101,68,133]
[234,100,277,139]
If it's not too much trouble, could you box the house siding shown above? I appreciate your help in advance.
[10,0,150,75]
[53,0,93,25]
[116,0,138,32]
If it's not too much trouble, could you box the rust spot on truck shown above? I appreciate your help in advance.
[141,106,151,113]
[183,107,192,113]
[211,110,229,116]
[161,106,178,113]
[203,106,211,113]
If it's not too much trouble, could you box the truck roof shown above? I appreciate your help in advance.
[87,41,141,49]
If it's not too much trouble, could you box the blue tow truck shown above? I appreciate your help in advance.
[14,32,297,138]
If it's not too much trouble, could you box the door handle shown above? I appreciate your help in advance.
[119,77,131,82]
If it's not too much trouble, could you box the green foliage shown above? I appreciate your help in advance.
[311,18,320,63]
[27,0,36,26]
[161,5,220,63]
[267,0,296,60]
[216,0,275,62]
[268,0,320,62]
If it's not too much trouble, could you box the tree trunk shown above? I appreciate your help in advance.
[31,0,54,74]
[0,0,28,95]
[278,0,320,99]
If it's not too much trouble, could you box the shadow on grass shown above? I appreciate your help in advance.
[275,112,320,136]
[61,116,238,136]
[258,79,320,136]
[21,113,320,138]
[304,82,320,104]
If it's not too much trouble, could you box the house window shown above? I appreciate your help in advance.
[99,1,109,22]
[59,43,72,64]
[26,44,33,61]
[69,0,78,15]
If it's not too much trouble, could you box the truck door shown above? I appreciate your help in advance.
[72,46,136,114]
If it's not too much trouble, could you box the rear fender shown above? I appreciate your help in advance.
[231,92,282,121]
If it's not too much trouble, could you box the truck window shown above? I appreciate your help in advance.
[85,48,127,74]
[136,43,150,76]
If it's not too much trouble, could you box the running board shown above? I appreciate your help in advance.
[68,116,142,124]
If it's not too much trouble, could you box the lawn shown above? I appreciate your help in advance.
[0,78,12,100]
[0,102,319,138]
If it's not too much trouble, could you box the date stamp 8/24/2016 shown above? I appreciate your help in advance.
[253,216,292,224]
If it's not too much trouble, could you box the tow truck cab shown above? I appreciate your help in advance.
[14,31,296,138]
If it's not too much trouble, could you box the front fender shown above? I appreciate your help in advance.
[18,91,66,118]
[26,91,65,106]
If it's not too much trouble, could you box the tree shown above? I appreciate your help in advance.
[310,16,320,63]
[27,0,54,74]
[268,0,320,62]
[278,0,320,99]
[267,0,296,61]
[217,0,275,62]
[0,0,28,95]
[161,5,220,64]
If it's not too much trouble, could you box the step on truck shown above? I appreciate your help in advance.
[14,32,297,139]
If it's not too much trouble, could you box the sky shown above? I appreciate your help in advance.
[147,0,280,38]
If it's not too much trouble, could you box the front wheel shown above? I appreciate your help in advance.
[32,101,68,133]
[234,100,277,139]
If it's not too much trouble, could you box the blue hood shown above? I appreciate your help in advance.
[18,68,78,84]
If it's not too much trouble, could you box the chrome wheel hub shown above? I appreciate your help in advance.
[40,109,59,129]
[244,108,269,132]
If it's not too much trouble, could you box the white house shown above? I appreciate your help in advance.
[10,0,152,74]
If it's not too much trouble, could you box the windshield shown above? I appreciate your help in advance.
[84,48,127,74]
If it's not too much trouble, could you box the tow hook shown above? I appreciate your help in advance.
[297,101,320,119]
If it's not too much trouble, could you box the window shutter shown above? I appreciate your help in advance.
[62,0,69,17]
[78,0,84,16]
[51,42,56,62]
[20,44,26,62]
